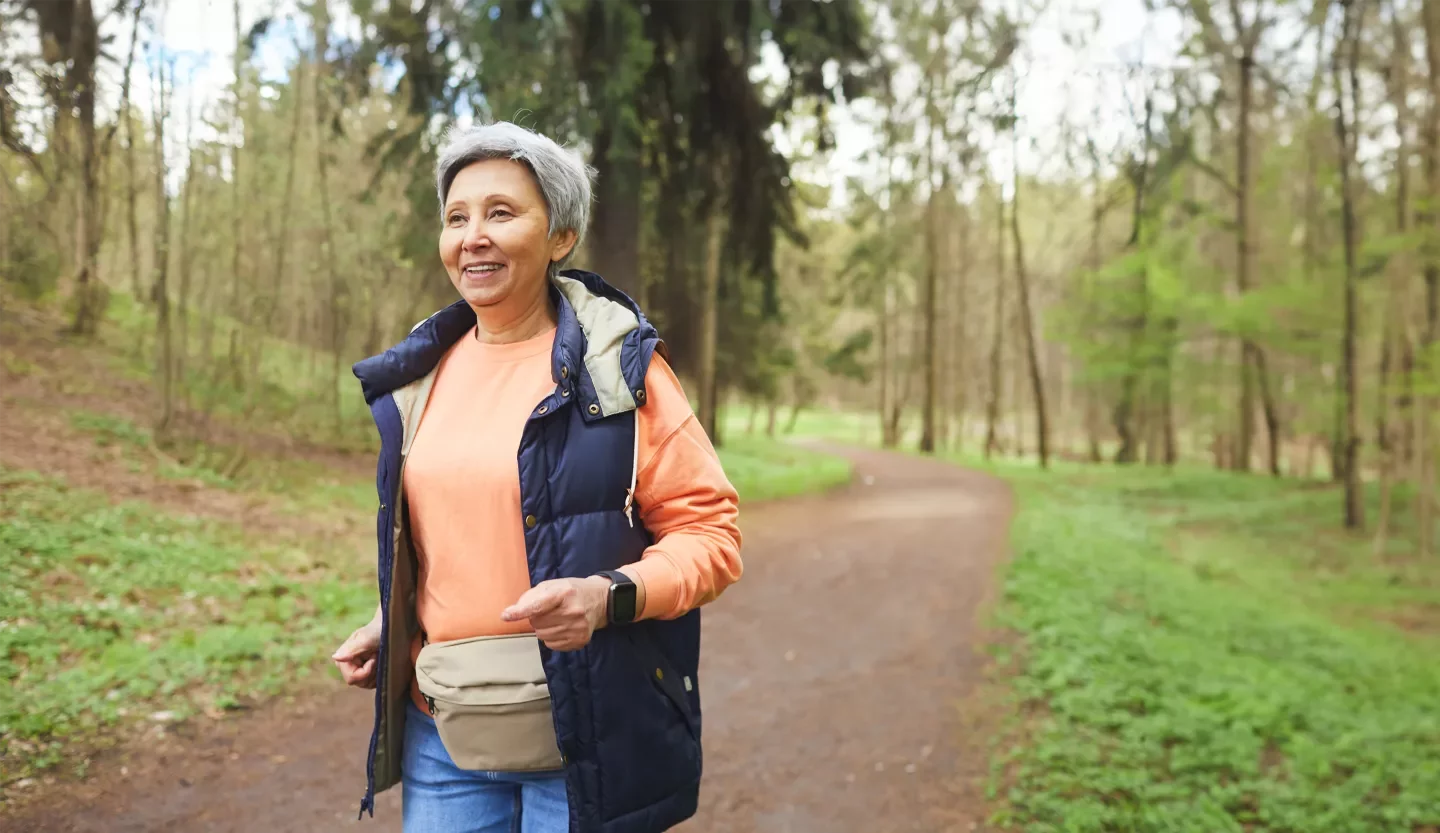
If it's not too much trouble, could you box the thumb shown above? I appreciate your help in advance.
[332,631,364,661]
[502,583,564,622]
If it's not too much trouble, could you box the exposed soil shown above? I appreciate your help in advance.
[0,302,372,541]
[2,445,1014,833]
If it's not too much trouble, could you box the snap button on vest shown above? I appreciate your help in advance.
[561,366,569,379]
[537,405,549,415]
[654,668,663,681]
[525,514,538,529]
[635,389,646,401]
[588,403,600,415]
[561,388,570,397]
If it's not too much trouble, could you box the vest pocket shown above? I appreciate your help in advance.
[626,628,700,743]
[593,626,702,821]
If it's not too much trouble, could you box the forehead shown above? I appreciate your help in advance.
[447,158,543,203]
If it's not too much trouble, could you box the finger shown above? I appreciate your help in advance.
[502,583,568,622]
[534,625,569,643]
[337,654,372,679]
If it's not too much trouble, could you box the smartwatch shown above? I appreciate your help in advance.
[596,570,638,625]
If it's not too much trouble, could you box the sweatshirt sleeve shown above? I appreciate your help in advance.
[617,354,743,620]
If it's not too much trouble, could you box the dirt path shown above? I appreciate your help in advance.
[6,445,1013,833]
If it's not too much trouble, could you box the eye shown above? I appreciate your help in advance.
[446,212,465,226]
[489,208,513,220]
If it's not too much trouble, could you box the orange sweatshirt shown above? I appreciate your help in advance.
[403,326,742,709]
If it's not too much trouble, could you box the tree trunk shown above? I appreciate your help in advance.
[919,117,940,454]
[249,60,306,388]
[879,282,894,447]
[175,139,198,410]
[1236,49,1257,473]
[951,184,970,454]
[152,60,175,441]
[228,0,248,385]
[1255,348,1282,475]
[878,81,900,450]
[122,1,144,303]
[312,0,349,437]
[1377,0,1413,557]
[1009,92,1049,469]
[1418,405,1435,558]
[1114,90,1155,464]
[983,188,1006,459]
[1426,0,1440,344]
[588,124,641,298]
[68,0,104,335]
[697,198,723,443]
[0,171,8,273]
[1421,0,1440,556]
[1334,0,1365,530]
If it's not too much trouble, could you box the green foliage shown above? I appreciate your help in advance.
[68,411,152,450]
[986,464,1440,832]
[822,328,874,383]
[0,468,373,784]
[102,293,377,451]
[716,436,852,502]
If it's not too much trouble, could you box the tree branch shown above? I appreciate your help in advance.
[1189,150,1240,196]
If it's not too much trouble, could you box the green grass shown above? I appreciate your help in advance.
[0,468,373,785]
[984,462,1440,832]
[717,434,852,502]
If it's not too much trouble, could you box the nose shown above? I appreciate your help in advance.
[462,218,490,252]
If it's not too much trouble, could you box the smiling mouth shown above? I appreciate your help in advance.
[462,263,504,277]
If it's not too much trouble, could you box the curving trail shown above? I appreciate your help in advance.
[8,446,1013,833]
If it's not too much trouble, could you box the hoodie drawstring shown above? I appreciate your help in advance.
[623,419,639,527]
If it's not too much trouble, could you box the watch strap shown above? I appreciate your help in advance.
[596,570,634,587]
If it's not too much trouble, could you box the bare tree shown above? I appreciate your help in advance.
[1009,75,1049,468]
[1333,0,1367,529]
[983,185,1006,459]
[153,56,175,440]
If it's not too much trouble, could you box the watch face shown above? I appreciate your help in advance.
[610,582,638,624]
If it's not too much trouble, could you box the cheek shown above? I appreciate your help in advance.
[439,230,462,267]
[498,221,550,262]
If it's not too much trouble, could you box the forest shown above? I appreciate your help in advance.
[6,0,1440,542]
[2,0,1439,830]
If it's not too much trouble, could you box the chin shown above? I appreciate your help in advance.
[452,280,510,308]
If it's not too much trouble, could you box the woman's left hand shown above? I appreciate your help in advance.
[501,577,610,651]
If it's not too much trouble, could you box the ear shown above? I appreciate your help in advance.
[549,228,579,264]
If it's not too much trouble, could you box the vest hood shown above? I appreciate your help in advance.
[352,270,664,422]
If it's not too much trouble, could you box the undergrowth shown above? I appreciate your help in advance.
[0,469,373,786]
[985,464,1440,832]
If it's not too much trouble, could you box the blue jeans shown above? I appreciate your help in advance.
[402,700,569,833]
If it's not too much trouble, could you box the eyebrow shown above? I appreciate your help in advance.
[445,193,523,213]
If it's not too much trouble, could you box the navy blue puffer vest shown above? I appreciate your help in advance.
[351,271,702,832]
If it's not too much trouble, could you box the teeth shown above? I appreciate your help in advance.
[464,264,501,273]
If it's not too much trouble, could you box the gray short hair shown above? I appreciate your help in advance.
[435,122,595,266]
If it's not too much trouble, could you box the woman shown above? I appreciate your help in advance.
[330,121,743,833]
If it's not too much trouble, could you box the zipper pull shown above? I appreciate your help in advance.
[425,695,437,716]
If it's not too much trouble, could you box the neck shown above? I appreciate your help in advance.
[471,285,557,345]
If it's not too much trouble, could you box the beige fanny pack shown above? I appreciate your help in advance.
[413,633,564,772]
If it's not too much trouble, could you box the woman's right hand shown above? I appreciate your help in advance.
[332,606,383,689]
